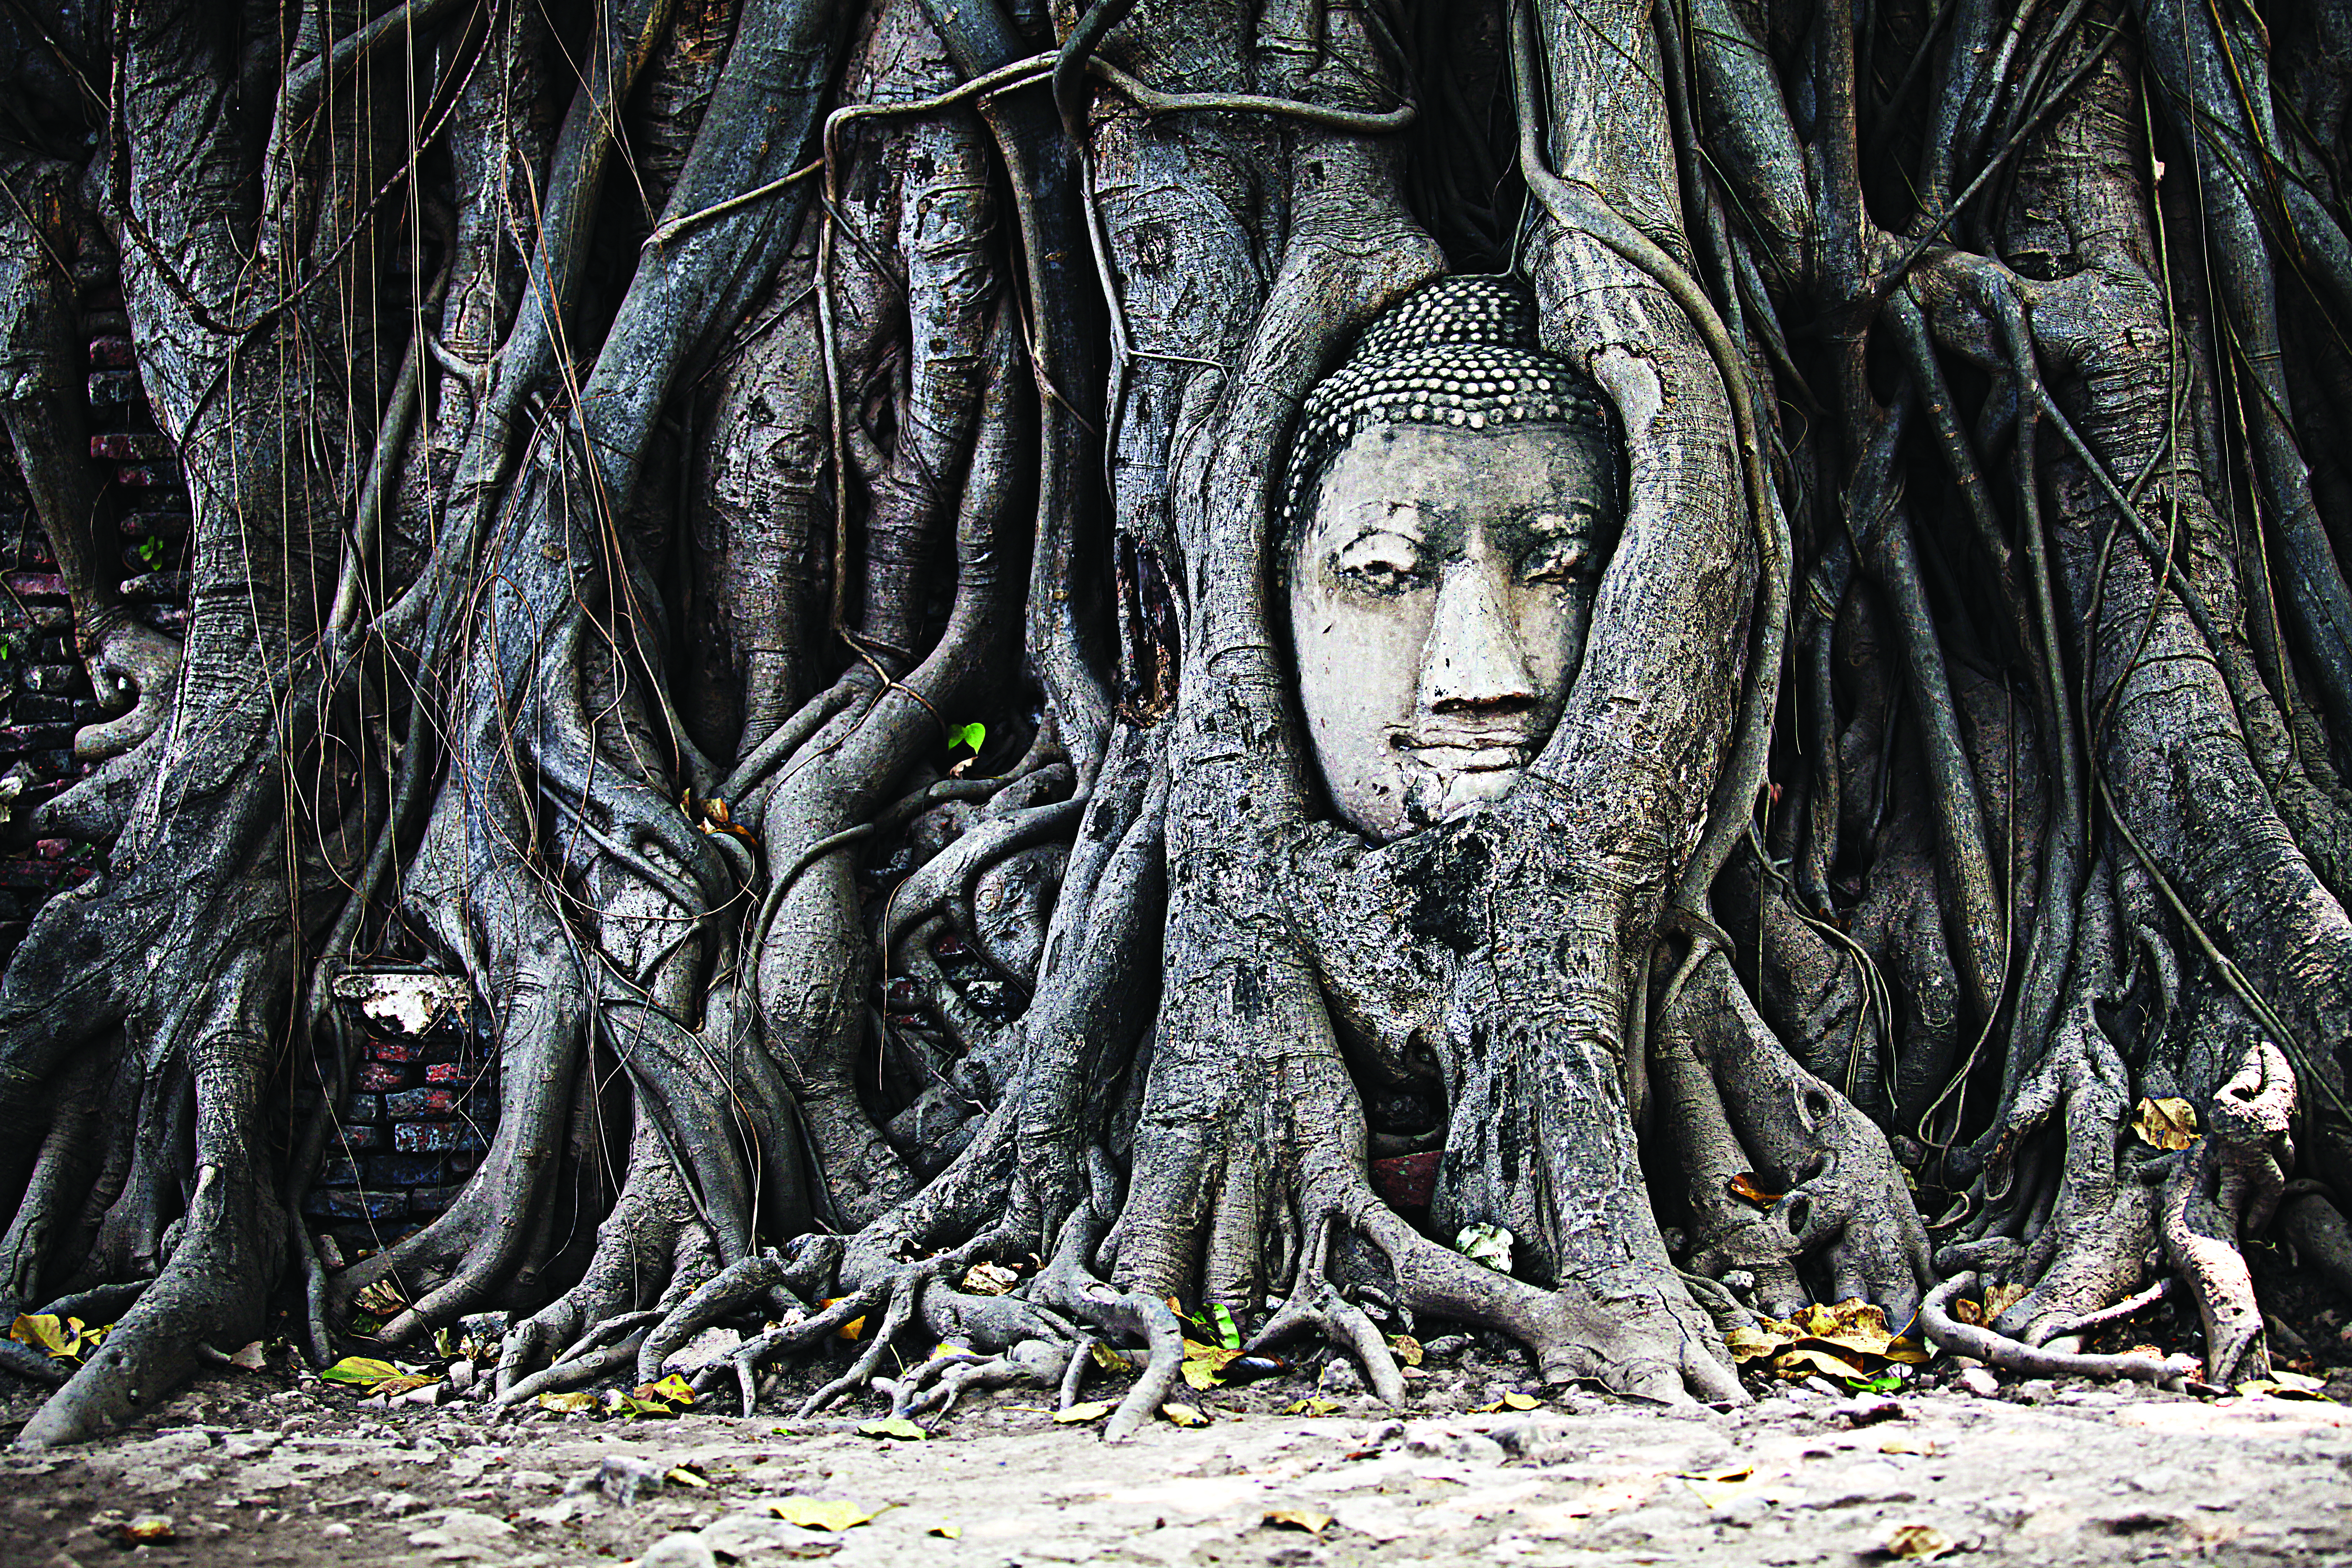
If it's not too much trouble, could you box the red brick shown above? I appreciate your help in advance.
[355,1061,411,1093]
[89,432,174,462]
[4,573,66,599]
[88,336,135,367]
[1369,1151,1440,1210]
[423,1062,467,1084]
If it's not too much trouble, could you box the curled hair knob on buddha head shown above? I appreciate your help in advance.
[1278,275,1616,542]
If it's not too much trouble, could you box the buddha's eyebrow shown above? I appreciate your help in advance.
[1515,503,1599,536]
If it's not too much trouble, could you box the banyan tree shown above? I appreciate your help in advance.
[0,0,2349,1446]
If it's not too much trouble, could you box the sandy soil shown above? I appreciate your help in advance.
[5,1348,2352,1568]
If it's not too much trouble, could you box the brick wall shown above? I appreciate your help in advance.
[0,237,500,1261]
[305,1013,499,1258]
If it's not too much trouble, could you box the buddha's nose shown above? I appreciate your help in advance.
[1416,554,1538,718]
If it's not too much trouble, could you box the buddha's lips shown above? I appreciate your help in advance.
[1393,733,1538,771]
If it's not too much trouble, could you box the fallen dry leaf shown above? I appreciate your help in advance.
[1883,1522,1956,1560]
[665,1467,710,1487]
[928,1524,962,1539]
[1776,1344,1869,1381]
[1387,1333,1424,1367]
[1676,1464,1756,1483]
[1881,1434,1939,1455]
[227,1341,268,1371]
[1501,1391,1541,1410]
[1264,1508,1333,1534]
[858,1417,927,1440]
[1727,1171,1784,1206]
[117,1516,175,1545]
[1089,1342,1133,1374]
[1054,1401,1113,1424]
[2131,1096,2200,1150]
[1981,1283,2029,1323]
[537,1391,597,1414]
[1281,1398,1342,1416]
[1725,1323,1791,1362]
[962,1261,1019,1296]
[768,1499,881,1531]
[2237,1370,2333,1400]
[1162,1402,1211,1427]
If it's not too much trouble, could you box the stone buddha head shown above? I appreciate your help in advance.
[1280,277,1623,842]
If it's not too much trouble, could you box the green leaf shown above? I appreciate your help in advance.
[1209,1303,1241,1349]
[949,720,986,754]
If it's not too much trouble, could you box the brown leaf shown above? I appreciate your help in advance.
[1727,1172,1784,1206]
[117,1516,175,1545]
[1951,1299,1983,1327]
[1775,1344,1868,1380]
[2131,1096,2200,1150]
[1386,1333,1424,1367]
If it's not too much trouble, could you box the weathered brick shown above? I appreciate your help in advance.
[338,1124,383,1150]
[408,1184,466,1215]
[393,1121,487,1155]
[87,336,134,368]
[355,1061,410,1093]
[87,371,144,412]
[1369,1150,1440,1211]
[364,1153,447,1187]
[114,464,181,488]
[422,1061,471,1084]
[316,1157,360,1187]
[0,725,75,757]
[89,432,174,462]
[302,1188,407,1221]
[341,1093,382,1121]
[384,1085,460,1118]
[369,1037,456,1065]
[4,573,66,599]
[0,861,66,890]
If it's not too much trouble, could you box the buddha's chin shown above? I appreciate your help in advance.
[1402,761,1522,830]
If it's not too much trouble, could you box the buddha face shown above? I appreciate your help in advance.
[1288,419,1617,842]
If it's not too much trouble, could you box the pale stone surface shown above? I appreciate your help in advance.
[5,1369,2352,1565]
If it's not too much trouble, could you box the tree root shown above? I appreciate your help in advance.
[1919,1271,2199,1382]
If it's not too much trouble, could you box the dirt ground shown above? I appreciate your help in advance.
[5,1340,2352,1568]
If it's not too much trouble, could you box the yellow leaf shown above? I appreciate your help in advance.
[2237,1374,2333,1401]
[1386,1333,1424,1367]
[838,1316,866,1342]
[1161,1402,1210,1427]
[1264,1508,1332,1534]
[9,1314,71,1357]
[1795,1299,1896,1357]
[1774,1344,1868,1381]
[1469,1399,1504,1413]
[1501,1391,1541,1411]
[1180,1338,1242,1389]
[1881,1434,1938,1455]
[1883,1523,1956,1560]
[929,1524,962,1539]
[665,1467,710,1488]
[1055,1401,1114,1424]
[1725,1324,1792,1362]
[1281,1398,1341,1416]
[2131,1096,2200,1150]
[1883,1337,1932,1365]
[538,1391,597,1413]
[767,1499,880,1531]
[634,1373,696,1406]
[1677,1464,1754,1483]
[859,1417,927,1440]
[1089,1343,1133,1374]
[320,1356,402,1387]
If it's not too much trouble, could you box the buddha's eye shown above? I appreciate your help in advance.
[1328,531,1427,593]
[1519,536,1593,585]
